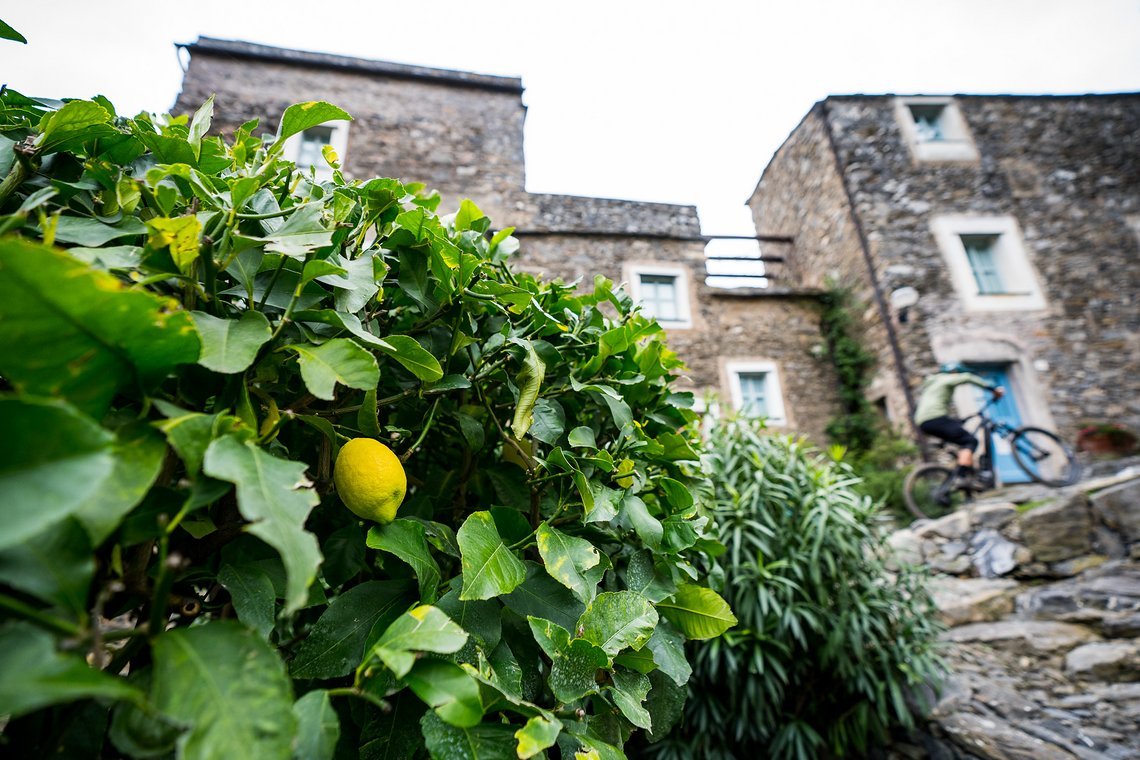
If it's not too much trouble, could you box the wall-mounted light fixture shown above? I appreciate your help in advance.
[889,286,919,323]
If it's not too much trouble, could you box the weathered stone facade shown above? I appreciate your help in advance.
[750,94,1140,443]
[176,37,841,441]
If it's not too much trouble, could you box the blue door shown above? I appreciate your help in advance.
[965,365,1028,484]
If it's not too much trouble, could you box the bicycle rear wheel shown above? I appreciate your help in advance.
[904,464,967,520]
[1010,427,1081,486]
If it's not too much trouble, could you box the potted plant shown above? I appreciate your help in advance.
[1076,422,1139,455]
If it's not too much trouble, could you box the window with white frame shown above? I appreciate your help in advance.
[726,361,787,425]
[283,122,350,180]
[930,215,1046,312]
[895,97,979,163]
[626,263,693,328]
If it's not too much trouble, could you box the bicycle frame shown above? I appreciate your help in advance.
[945,397,1014,488]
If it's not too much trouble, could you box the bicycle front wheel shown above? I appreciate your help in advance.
[1010,427,1081,487]
[904,464,966,520]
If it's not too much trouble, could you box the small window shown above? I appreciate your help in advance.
[930,215,1046,312]
[908,104,946,142]
[737,373,770,417]
[895,97,979,163]
[625,263,693,328]
[638,274,680,322]
[296,126,335,171]
[726,360,787,425]
[283,121,350,180]
[960,234,1005,294]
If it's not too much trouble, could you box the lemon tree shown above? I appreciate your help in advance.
[0,87,733,759]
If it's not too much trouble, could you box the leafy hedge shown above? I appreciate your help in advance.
[648,418,943,759]
[0,91,735,758]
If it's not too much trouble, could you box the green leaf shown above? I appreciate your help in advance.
[367,520,442,603]
[302,258,348,287]
[51,215,148,246]
[377,334,444,382]
[536,523,602,603]
[153,407,240,479]
[644,620,691,686]
[258,204,334,258]
[370,605,468,678]
[404,659,484,728]
[291,580,413,679]
[331,253,381,313]
[73,422,167,544]
[510,340,545,439]
[610,669,652,730]
[191,310,272,374]
[0,519,92,617]
[0,623,141,718]
[420,711,517,760]
[656,432,700,462]
[0,19,27,43]
[526,617,608,703]
[0,397,114,551]
[529,398,565,445]
[187,95,214,159]
[147,216,202,274]
[35,100,115,153]
[568,426,597,449]
[457,511,527,601]
[502,561,585,632]
[275,101,352,143]
[435,588,502,650]
[577,591,658,656]
[292,690,339,760]
[645,669,687,742]
[287,338,380,401]
[0,238,201,416]
[217,563,276,640]
[151,622,295,760]
[515,714,563,759]
[656,584,737,640]
[202,436,322,616]
[618,494,663,550]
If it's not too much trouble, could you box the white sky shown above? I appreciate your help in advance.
[2,0,1138,236]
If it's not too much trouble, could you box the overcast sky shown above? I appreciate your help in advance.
[2,1,1138,236]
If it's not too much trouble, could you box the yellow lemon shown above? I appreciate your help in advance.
[333,438,407,523]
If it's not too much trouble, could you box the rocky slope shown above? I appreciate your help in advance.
[886,469,1140,759]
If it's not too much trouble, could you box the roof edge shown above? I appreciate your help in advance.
[178,37,525,95]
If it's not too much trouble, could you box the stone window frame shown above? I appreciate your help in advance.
[283,121,350,181]
[725,359,788,426]
[930,214,1047,313]
[894,97,980,164]
[625,262,694,330]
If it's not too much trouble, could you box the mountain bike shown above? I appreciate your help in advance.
[903,399,1081,519]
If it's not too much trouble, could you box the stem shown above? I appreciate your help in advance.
[401,398,440,462]
[0,593,80,637]
[258,255,289,310]
[0,159,28,206]
[148,536,174,635]
[271,279,304,340]
[236,199,320,220]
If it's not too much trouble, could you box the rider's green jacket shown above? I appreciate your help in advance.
[914,372,996,425]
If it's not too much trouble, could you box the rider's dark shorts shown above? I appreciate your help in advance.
[919,416,978,451]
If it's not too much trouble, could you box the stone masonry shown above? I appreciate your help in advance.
[176,38,841,441]
[751,94,1140,443]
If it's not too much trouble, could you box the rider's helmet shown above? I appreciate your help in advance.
[938,362,970,374]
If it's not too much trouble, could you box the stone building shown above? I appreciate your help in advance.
[175,37,842,441]
[750,93,1140,474]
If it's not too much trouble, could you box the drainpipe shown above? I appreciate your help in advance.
[818,100,922,445]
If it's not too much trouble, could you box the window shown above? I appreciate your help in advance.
[625,263,693,328]
[908,104,946,142]
[930,215,1046,312]
[895,97,979,163]
[726,360,787,425]
[283,122,350,180]
[638,274,680,321]
[960,234,1004,294]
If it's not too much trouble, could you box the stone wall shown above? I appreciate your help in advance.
[821,94,1140,440]
[748,106,912,426]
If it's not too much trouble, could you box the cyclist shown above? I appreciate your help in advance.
[914,363,1004,486]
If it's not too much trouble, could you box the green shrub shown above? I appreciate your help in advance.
[0,91,735,758]
[649,418,943,760]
